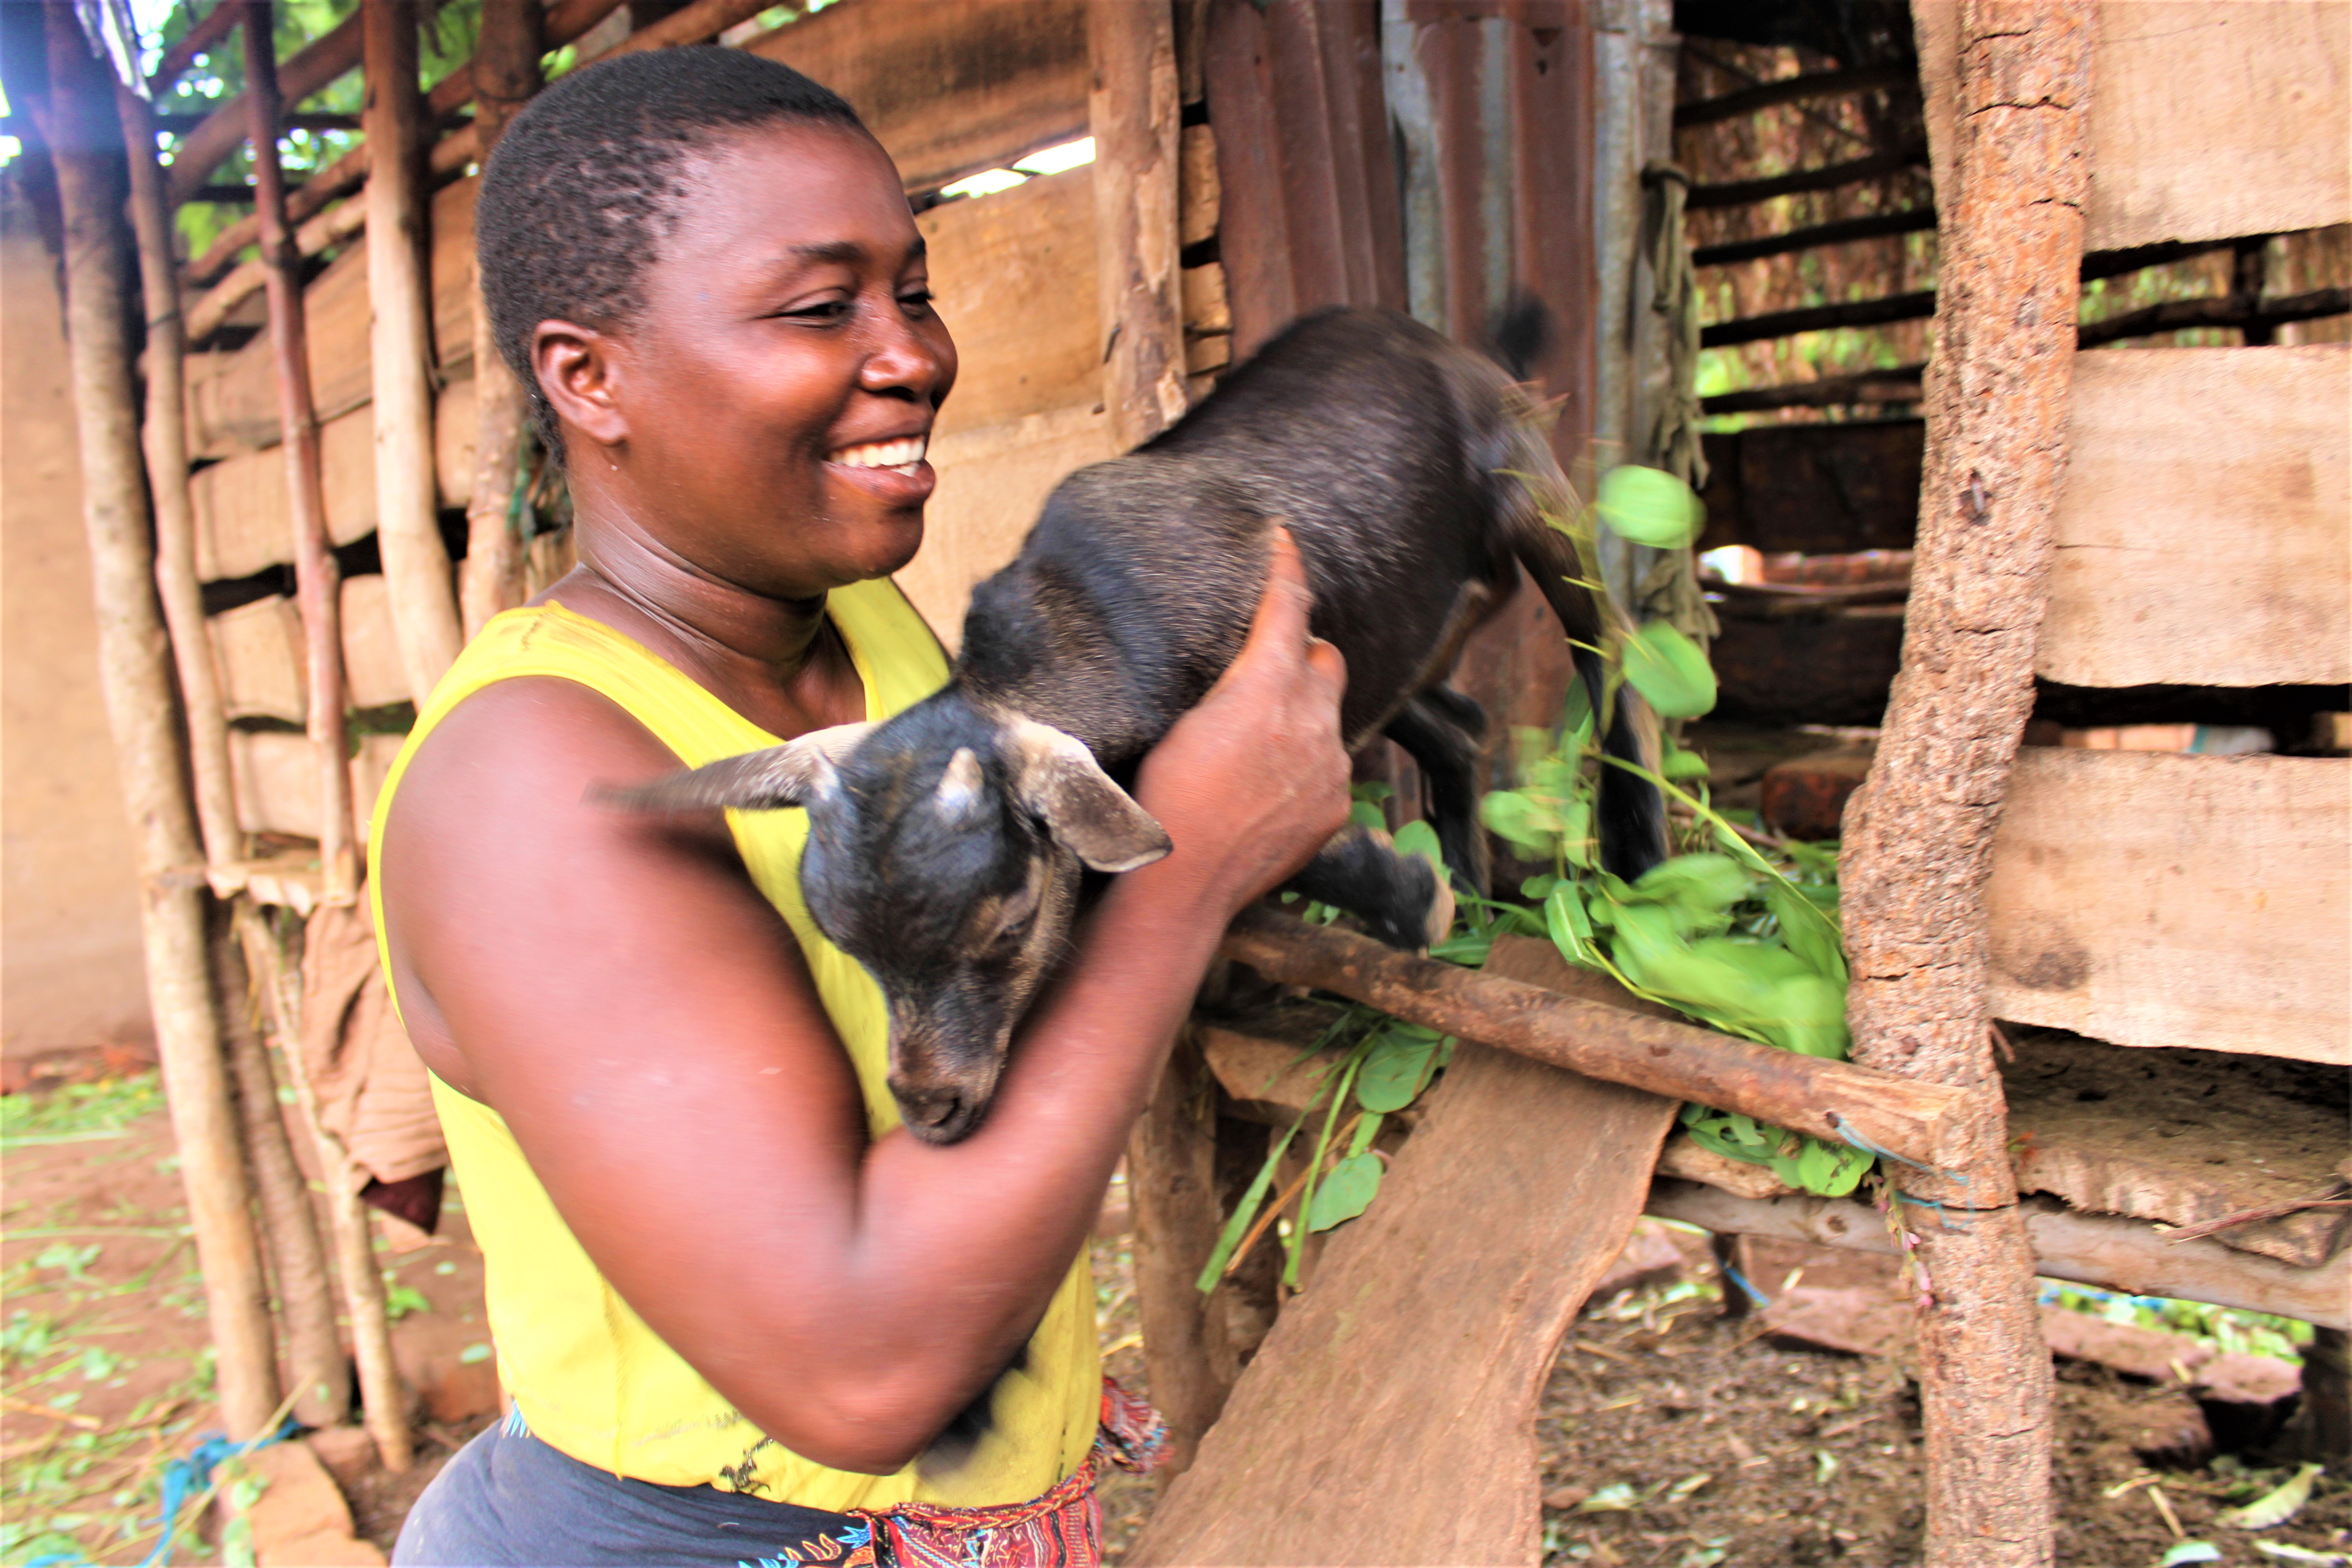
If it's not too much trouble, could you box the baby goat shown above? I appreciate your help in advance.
[612,306,1662,1142]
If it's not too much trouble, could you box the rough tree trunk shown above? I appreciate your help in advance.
[1089,0,1187,448]
[41,0,281,1441]
[1837,7,2096,1564]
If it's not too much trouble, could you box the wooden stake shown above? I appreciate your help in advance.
[1088,0,1187,448]
[1125,1031,1230,1479]
[39,0,279,1441]
[459,0,544,636]
[113,83,240,868]
[119,80,351,1426]
[238,904,414,1473]
[243,0,358,905]
[1836,6,2096,1563]
[214,920,351,1429]
[362,0,463,693]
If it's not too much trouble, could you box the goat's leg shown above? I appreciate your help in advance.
[1280,824,1453,951]
[1381,686,1490,898]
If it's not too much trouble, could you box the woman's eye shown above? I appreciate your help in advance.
[780,298,851,323]
[899,289,935,316]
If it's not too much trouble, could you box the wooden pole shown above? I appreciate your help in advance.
[39,0,281,1442]
[459,0,544,636]
[243,0,359,906]
[1836,7,2094,1564]
[1125,1032,1230,1479]
[1221,907,1973,1171]
[215,922,352,1428]
[111,85,240,870]
[362,0,464,694]
[117,80,351,1430]
[238,904,414,1472]
[1088,0,1187,447]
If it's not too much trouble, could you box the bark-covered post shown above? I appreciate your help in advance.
[459,0,544,635]
[363,0,464,691]
[1125,1034,1229,1477]
[1837,6,2094,1564]
[1088,0,1187,448]
[115,79,350,1430]
[243,0,358,906]
[40,0,281,1441]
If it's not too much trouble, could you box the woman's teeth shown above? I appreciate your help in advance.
[829,436,928,473]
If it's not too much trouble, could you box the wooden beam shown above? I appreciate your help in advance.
[1676,62,1916,128]
[2040,347,2348,689]
[1218,907,1974,1173]
[1684,146,1923,210]
[2075,286,2348,348]
[1701,364,1924,414]
[167,6,363,208]
[1088,0,1186,447]
[1690,205,1936,269]
[1985,749,2350,1066]
[1838,6,2094,1560]
[361,0,462,695]
[1648,1184,2351,1332]
[458,0,544,637]
[149,2,241,92]
[1700,288,1935,348]
[40,1,281,1443]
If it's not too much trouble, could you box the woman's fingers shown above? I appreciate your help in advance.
[1225,525,1347,702]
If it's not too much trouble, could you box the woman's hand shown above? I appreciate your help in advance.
[1132,526,1353,920]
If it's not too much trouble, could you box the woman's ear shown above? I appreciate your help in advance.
[534,319,630,454]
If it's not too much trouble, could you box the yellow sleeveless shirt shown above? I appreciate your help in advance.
[367,582,1100,1511]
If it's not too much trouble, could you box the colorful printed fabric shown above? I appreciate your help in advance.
[738,1379,1168,1568]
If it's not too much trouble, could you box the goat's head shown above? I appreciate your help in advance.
[603,704,1169,1143]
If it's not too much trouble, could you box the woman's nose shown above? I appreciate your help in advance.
[859,304,951,405]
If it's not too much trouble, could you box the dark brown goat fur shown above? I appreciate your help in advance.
[610,307,1662,1142]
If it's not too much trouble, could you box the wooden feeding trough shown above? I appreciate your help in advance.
[14,0,2345,1562]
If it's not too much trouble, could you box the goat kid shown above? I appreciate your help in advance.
[609,306,1664,1142]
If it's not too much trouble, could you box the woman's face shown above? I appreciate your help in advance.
[544,120,957,601]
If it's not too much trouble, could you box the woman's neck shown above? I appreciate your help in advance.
[546,490,868,739]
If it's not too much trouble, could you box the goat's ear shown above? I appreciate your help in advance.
[593,722,876,813]
[1005,719,1172,873]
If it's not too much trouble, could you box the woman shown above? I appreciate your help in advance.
[377,44,1350,1567]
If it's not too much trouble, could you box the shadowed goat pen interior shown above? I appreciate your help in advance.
[0,0,2344,1564]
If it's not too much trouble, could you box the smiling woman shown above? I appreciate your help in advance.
[367,44,1354,1568]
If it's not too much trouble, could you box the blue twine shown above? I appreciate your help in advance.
[1720,1262,1772,1308]
[1822,1111,1983,1228]
[25,1417,299,1568]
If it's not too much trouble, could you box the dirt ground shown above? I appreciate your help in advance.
[5,1078,2341,1568]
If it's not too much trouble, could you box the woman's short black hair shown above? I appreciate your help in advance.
[475,47,867,458]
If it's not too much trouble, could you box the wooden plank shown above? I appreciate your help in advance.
[1710,608,1906,729]
[1921,4,2352,253]
[918,166,1102,441]
[1131,940,1679,1566]
[744,0,1088,194]
[229,730,403,842]
[1695,419,1923,556]
[2040,347,2350,688]
[1985,748,2351,1066]
[896,404,1116,648]
[1648,1184,2351,1332]
[340,575,412,711]
[188,378,477,584]
[186,179,477,461]
[2083,3,2351,252]
[209,596,309,724]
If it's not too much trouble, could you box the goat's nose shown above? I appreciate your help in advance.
[890,1080,970,1141]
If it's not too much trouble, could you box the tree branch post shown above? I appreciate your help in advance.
[41,0,281,1441]
[116,79,350,1430]
[1837,6,2096,1563]
[363,0,464,694]
[243,0,359,905]
[1089,0,1188,448]
[459,0,544,636]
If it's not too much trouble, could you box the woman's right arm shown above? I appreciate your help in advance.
[378,537,1349,1474]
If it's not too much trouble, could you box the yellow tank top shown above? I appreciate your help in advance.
[367,583,1100,1511]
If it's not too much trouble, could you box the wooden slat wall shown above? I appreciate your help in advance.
[2040,347,2350,688]
[1920,3,2352,253]
[1984,749,2350,1067]
[895,165,1114,644]
[745,0,1090,194]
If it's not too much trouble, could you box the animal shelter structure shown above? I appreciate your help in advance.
[6,0,2345,1562]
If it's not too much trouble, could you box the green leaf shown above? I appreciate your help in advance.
[1357,1026,1443,1113]
[1545,884,1597,968]
[1632,854,1751,918]
[2217,1463,2324,1530]
[1392,819,1446,878]
[1619,621,1718,719]
[1348,799,1388,831]
[1560,797,1595,868]
[2160,1544,2222,1566]
[1595,465,1704,549]
[1765,877,1849,986]
[1347,1112,1385,1158]
[1663,745,1713,780]
[459,1342,493,1365]
[1304,1153,1382,1232]
[1480,790,1560,855]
